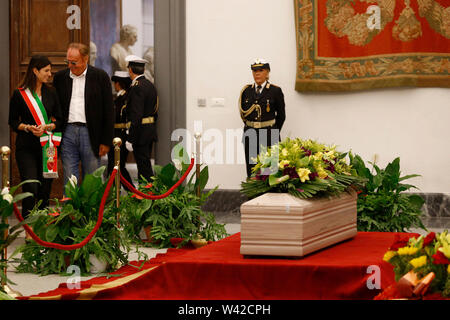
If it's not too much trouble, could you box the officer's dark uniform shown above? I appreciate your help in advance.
[107,73,135,189]
[240,61,286,177]
[126,62,158,182]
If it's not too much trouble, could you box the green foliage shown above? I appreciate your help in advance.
[120,145,228,248]
[0,180,36,295]
[12,167,146,276]
[0,290,16,300]
[349,154,426,232]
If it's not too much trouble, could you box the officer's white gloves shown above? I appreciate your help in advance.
[126,141,133,152]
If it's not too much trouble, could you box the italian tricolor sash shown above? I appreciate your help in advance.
[19,88,62,179]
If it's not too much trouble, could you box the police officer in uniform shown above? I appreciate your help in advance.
[125,55,159,182]
[239,59,286,177]
[107,71,135,189]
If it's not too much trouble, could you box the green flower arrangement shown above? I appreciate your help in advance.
[241,137,365,199]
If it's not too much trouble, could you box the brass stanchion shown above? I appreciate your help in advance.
[113,138,122,226]
[1,146,9,189]
[1,146,22,298]
[194,133,202,198]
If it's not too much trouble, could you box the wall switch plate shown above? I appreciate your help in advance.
[211,98,225,107]
[197,98,207,107]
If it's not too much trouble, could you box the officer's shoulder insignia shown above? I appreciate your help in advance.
[240,84,251,94]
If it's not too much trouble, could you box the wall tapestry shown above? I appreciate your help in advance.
[294,0,450,92]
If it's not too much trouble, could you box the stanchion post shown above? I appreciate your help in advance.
[1,146,10,288]
[194,133,202,198]
[113,138,122,227]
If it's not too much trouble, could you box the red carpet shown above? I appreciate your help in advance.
[20,232,413,300]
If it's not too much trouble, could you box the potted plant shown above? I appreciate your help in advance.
[348,154,426,232]
[0,181,36,299]
[13,167,147,276]
[120,145,228,248]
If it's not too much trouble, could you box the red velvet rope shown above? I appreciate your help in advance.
[13,168,118,251]
[120,158,195,200]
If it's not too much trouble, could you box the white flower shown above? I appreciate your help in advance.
[69,175,78,188]
[2,194,13,204]
[173,158,182,171]
[1,187,9,195]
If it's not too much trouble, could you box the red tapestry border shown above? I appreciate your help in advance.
[294,0,450,92]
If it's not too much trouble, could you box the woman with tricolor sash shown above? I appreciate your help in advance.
[8,55,63,227]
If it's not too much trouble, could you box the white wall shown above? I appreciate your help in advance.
[186,0,450,193]
[122,0,144,57]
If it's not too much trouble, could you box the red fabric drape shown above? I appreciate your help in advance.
[21,232,420,300]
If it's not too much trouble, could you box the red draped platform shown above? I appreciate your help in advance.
[20,232,414,300]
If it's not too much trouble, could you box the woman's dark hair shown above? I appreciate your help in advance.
[19,55,52,92]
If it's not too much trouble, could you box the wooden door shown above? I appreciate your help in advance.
[10,0,90,199]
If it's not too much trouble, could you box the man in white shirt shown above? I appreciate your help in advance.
[54,43,114,187]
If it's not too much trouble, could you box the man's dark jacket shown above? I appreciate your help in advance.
[53,65,114,157]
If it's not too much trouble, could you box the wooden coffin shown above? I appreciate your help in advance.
[240,190,357,257]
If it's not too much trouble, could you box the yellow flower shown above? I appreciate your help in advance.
[281,148,289,157]
[296,168,311,183]
[278,160,290,168]
[383,251,397,262]
[397,246,419,256]
[409,256,427,269]
[317,168,328,179]
[313,152,323,161]
[325,150,336,159]
[447,265,450,274]
[438,242,450,259]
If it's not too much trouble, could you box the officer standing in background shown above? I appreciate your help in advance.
[125,55,159,182]
[107,71,135,189]
[239,59,286,178]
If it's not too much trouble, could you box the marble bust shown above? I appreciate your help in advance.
[90,41,97,66]
[110,25,138,74]
[143,46,155,83]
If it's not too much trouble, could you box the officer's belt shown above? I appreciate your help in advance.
[114,116,155,129]
[245,119,276,129]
